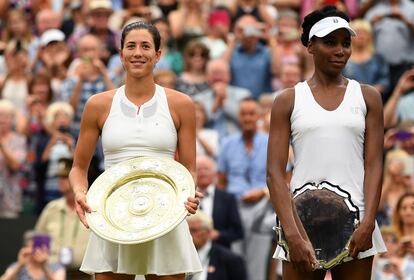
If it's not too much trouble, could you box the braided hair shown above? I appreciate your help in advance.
[300,6,350,47]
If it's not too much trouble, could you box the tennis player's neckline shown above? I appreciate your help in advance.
[304,79,351,112]
[120,85,158,110]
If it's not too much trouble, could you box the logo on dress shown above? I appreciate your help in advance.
[350,107,360,114]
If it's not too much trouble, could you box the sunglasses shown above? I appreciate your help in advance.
[188,51,208,58]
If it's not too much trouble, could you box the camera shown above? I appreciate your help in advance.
[243,26,262,37]
[58,126,71,134]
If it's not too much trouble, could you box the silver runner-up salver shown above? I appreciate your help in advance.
[274,181,360,270]
[85,156,195,244]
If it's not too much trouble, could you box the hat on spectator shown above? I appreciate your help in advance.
[89,0,113,12]
[57,157,73,177]
[40,29,65,46]
[208,10,230,27]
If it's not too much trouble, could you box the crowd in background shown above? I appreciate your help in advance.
[0,0,414,279]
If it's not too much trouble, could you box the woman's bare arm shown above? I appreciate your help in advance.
[266,88,315,271]
[69,92,111,227]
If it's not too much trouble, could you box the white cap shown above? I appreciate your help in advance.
[89,0,113,12]
[40,29,65,46]
[308,16,356,41]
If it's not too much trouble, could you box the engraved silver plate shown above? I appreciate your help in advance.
[85,157,195,244]
[275,181,360,270]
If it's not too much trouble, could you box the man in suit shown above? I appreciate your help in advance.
[187,211,247,280]
[196,155,243,248]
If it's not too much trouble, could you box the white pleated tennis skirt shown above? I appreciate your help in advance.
[80,220,202,276]
[273,211,387,261]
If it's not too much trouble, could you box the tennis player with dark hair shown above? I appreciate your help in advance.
[69,21,202,280]
[266,6,386,279]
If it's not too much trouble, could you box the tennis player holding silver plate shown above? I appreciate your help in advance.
[69,21,202,280]
[266,6,386,280]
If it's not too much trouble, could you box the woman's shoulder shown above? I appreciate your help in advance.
[358,83,382,109]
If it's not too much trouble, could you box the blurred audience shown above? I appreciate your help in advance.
[384,68,414,129]
[168,0,207,51]
[35,158,91,280]
[224,15,273,99]
[153,18,184,75]
[176,40,210,98]
[0,230,65,280]
[196,155,244,248]
[194,101,219,159]
[33,102,74,212]
[187,210,247,280]
[343,19,390,97]
[364,0,414,93]
[62,34,114,137]
[200,7,232,59]
[194,58,251,139]
[0,100,27,219]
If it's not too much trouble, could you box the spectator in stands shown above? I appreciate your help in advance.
[153,18,184,75]
[271,9,304,88]
[168,0,208,51]
[217,97,272,280]
[392,193,414,240]
[194,59,251,139]
[384,68,414,128]
[32,29,71,98]
[224,15,273,99]
[35,158,91,280]
[35,9,62,36]
[176,40,210,98]
[157,0,179,18]
[154,69,177,89]
[61,1,86,39]
[372,226,406,280]
[229,0,276,26]
[33,102,74,212]
[196,155,243,248]
[200,8,232,59]
[378,151,414,225]
[343,19,390,97]
[365,0,414,93]
[68,0,119,63]
[62,34,114,137]
[109,0,163,30]
[32,9,63,62]
[272,62,303,97]
[187,210,247,280]
[0,100,27,219]
[1,9,34,53]
[388,193,414,277]
[194,101,219,159]
[0,230,65,280]
[1,42,30,134]
[24,73,54,137]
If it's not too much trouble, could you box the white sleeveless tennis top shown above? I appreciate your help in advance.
[101,84,177,169]
[290,79,366,210]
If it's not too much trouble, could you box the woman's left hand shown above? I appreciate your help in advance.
[348,222,375,259]
[184,191,203,215]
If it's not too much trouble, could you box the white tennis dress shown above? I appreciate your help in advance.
[80,85,202,276]
[274,79,386,260]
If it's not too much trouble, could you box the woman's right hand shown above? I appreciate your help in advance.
[74,191,92,228]
[287,236,317,272]
[17,247,31,266]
